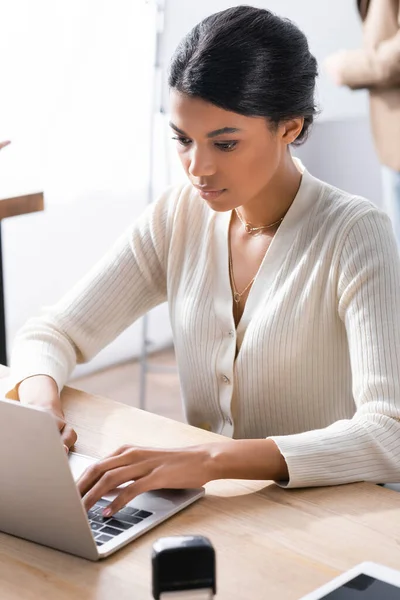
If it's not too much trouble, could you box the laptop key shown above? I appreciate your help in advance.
[95,499,111,508]
[107,519,134,531]
[113,510,136,521]
[96,541,104,547]
[135,510,153,519]
[114,514,143,525]
[119,506,139,515]
[97,534,113,543]
[90,522,103,531]
[100,526,122,536]
[91,514,111,524]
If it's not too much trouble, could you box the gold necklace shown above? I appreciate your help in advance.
[235,208,284,235]
[229,250,255,310]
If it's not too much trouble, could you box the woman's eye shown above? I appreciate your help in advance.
[215,141,238,152]
[172,136,192,146]
[171,137,238,151]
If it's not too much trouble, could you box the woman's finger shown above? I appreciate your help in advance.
[82,464,142,511]
[0,140,11,151]
[102,476,155,517]
[77,447,145,496]
[61,425,77,450]
[77,455,126,497]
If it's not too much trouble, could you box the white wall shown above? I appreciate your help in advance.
[1,0,173,378]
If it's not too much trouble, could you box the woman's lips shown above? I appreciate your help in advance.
[197,189,226,200]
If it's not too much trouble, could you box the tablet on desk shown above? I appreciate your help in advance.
[299,562,400,599]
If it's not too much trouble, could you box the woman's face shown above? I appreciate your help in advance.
[169,90,298,212]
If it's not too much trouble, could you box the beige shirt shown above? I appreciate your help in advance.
[340,0,400,170]
[7,165,400,487]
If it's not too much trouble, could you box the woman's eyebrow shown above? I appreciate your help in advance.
[169,122,242,138]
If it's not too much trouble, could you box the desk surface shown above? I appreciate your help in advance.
[1,366,400,599]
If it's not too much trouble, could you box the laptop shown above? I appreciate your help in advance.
[0,398,205,560]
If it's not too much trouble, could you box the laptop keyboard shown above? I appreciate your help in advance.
[88,498,153,547]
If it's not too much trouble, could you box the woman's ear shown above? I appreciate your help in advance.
[281,118,304,145]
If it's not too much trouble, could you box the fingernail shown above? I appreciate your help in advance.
[103,508,112,517]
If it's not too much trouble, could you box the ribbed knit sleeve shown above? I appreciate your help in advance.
[6,186,180,399]
[270,209,400,487]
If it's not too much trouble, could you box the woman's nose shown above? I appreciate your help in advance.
[188,148,216,178]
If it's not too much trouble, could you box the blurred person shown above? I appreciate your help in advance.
[325,0,400,245]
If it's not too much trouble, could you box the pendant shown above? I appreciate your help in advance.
[245,224,253,234]
[233,292,241,303]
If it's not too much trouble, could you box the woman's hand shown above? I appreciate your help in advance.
[17,375,77,452]
[324,51,348,86]
[42,407,78,453]
[77,444,216,516]
[77,438,288,517]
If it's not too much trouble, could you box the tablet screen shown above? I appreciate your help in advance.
[321,573,400,598]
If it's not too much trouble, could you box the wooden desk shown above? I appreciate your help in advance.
[1,367,400,599]
[0,192,44,364]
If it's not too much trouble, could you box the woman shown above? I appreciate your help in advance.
[7,6,400,518]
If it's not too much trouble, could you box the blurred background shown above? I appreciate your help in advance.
[0,0,382,415]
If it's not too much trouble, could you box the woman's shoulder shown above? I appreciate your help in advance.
[308,173,398,262]
[318,176,376,213]
[312,172,387,232]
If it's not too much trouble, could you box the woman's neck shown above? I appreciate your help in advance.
[237,156,302,228]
